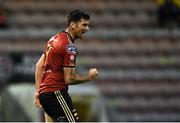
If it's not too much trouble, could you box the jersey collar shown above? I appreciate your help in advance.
[62,31,74,43]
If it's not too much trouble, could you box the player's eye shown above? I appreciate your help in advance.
[83,24,88,27]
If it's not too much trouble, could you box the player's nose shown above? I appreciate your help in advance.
[86,26,89,31]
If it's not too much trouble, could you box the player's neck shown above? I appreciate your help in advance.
[65,28,77,41]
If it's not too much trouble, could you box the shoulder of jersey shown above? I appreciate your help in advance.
[56,32,67,42]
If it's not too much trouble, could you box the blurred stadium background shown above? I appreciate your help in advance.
[0,0,180,122]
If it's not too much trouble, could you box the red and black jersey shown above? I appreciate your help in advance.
[39,31,77,94]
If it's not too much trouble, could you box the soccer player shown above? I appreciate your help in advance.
[33,10,98,122]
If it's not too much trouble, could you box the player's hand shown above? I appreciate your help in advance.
[88,68,98,80]
[33,93,42,108]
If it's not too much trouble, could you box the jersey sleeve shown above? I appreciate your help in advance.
[43,43,48,54]
[63,45,77,67]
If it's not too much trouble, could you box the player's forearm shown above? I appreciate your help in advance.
[68,74,91,85]
[35,54,45,93]
[35,64,44,93]
[35,71,41,93]
[35,70,43,92]
[64,67,98,85]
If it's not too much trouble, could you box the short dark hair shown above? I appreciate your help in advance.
[67,10,90,25]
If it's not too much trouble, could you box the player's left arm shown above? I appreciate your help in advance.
[63,67,98,85]
[63,43,98,85]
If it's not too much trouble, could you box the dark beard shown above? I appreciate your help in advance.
[75,34,83,40]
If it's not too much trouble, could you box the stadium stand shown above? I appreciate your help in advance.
[0,0,180,121]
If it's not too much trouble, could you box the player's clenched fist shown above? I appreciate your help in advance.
[88,68,98,80]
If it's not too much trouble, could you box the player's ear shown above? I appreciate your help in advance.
[70,22,76,30]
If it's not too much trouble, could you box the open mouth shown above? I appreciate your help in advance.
[80,34,86,39]
[78,30,88,39]
[81,31,86,36]
[82,33,86,36]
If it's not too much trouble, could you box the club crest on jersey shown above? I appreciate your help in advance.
[67,45,77,54]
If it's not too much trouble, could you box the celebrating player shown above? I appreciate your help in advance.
[34,10,98,122]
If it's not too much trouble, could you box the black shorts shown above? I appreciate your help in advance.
[39,88,79,122]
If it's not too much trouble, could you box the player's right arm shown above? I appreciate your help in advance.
[35,53,45,93]
[35,53,54,121]
[34,53,45,108]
